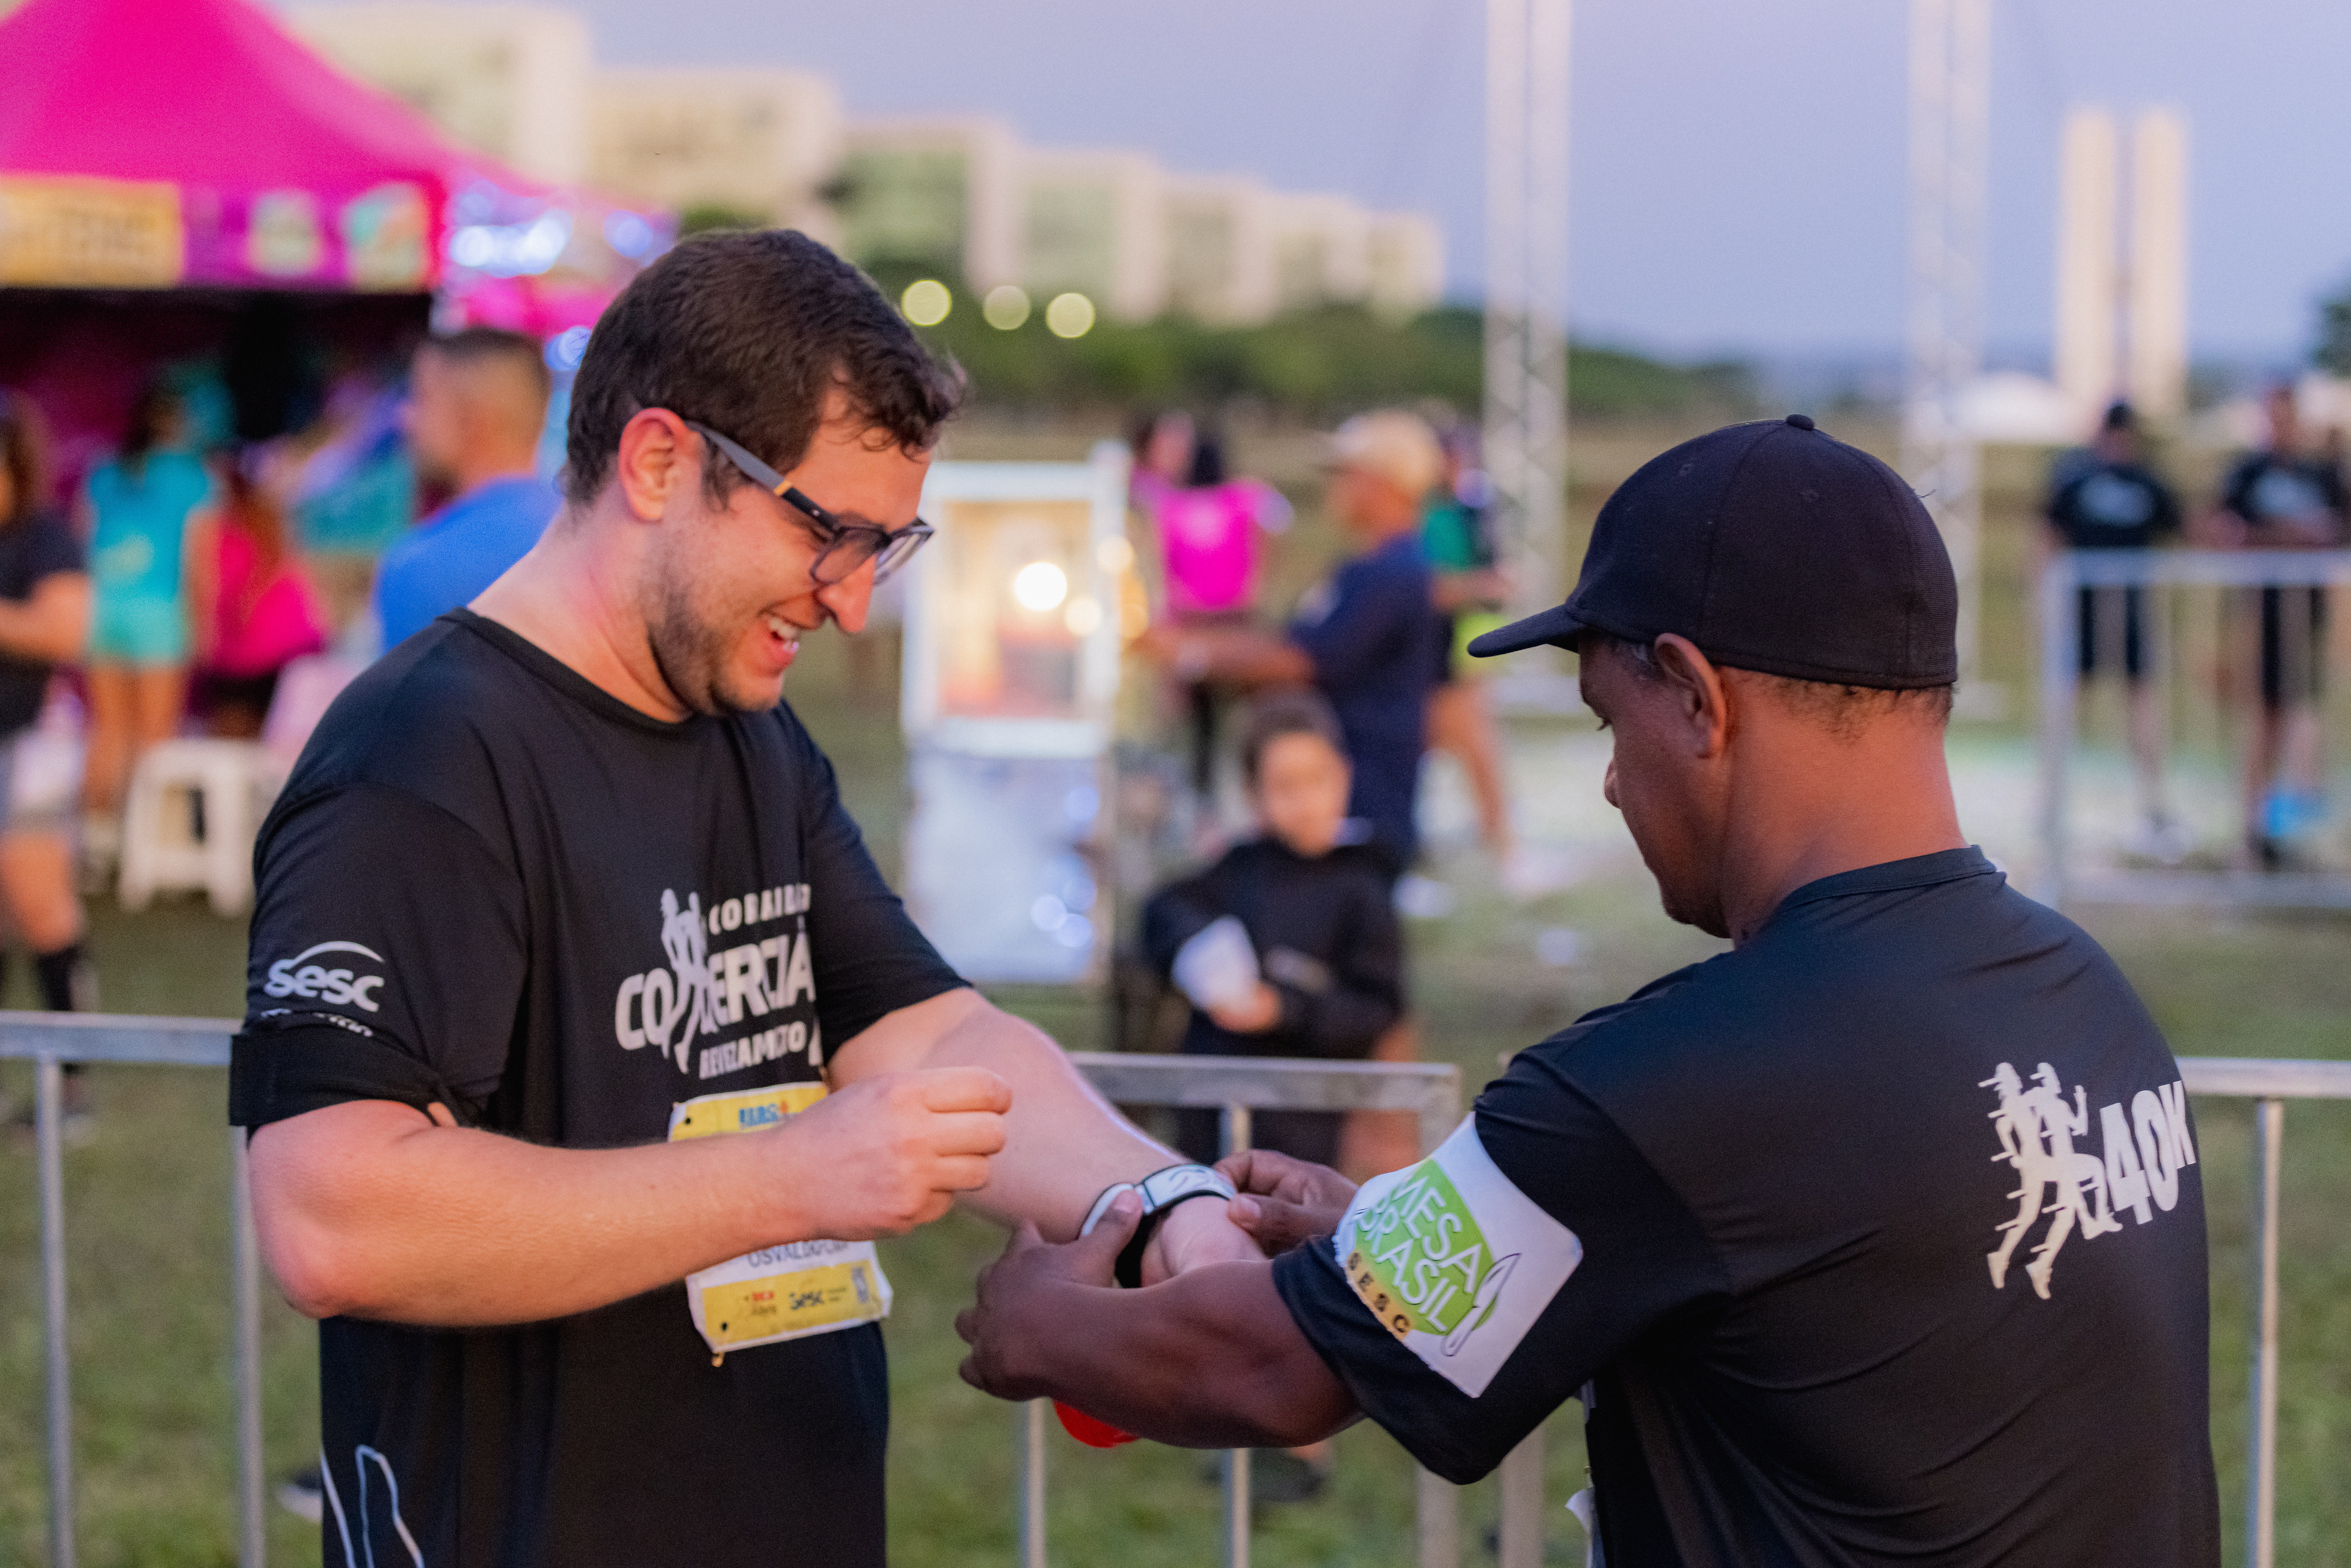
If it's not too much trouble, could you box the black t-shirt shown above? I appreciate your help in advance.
[2046,459,2181,550]
[2222,451,2349,542]
[1140,837,1403,1061]
[228,610,966,1568]
[1275,849,2218,1566]
[0,509,81,734]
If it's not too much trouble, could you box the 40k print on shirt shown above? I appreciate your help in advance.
[613,883,820,1079]
[1983,1061,2197,1300]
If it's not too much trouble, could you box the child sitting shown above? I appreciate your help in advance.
[1142,690,1404,1167]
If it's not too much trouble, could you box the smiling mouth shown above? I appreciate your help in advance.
[762,611,803,656]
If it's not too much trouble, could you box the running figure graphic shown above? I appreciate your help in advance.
[653,889,723,1071]
[1983,1061,2120,1299]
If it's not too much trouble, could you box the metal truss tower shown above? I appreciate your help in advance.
[1485,0,1572,634]
[1904,0,1991,695]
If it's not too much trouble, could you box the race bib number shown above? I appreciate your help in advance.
[668,1084,893,1354]
[1332,1115,1582,1398]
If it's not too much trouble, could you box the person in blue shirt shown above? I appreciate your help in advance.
[1142,410,1444,877]
[373,329,559,652]
[78,382,216,870]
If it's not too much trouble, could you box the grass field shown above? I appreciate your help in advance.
[5,414,2351,1565]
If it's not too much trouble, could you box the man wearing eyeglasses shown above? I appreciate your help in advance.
[228,231,1259,1568]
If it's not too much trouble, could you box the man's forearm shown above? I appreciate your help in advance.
[838,990,1178,1237]
[250,1102,801,1325]
[964,1260,1356,1449]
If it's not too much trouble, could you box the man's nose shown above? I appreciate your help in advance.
[1603,758,1619,810]
[815,562,877,635]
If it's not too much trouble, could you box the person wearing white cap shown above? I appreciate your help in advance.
[1140,409,1444,877]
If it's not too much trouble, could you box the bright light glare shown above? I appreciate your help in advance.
[1012,561,1068,612]
[983,284,1032,330]
[1045,292,1096,339]
[1064,596,1102,636]
[901,279,952,326]
[1095,536,1134,573]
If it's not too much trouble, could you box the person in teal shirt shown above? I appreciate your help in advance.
[79,383,216,872]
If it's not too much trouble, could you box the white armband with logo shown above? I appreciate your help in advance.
[1331,1116,1584,1398]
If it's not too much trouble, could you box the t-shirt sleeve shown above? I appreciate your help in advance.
[793,726,967,1051]
[231,782,527,1129]
[1288,558,1426,691]
[1271,1051,1725,1484]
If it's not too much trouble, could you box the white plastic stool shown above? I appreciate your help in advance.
[117,738,281,915]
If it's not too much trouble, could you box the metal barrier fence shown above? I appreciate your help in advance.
[2037,548,2351,909]
[5,1016,2334,1568]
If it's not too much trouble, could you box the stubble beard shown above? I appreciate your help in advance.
[642,525,775,719]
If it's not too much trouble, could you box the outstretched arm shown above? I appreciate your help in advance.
[956,1195,1358,1449]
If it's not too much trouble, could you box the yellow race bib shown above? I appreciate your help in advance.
[668,1083,894,1355]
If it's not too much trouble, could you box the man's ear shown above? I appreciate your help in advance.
[614,409,693,524]
[1650,634,1731,758]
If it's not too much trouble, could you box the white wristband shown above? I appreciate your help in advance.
[1080,1163,1236,1237]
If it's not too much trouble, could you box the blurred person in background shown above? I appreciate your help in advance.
[372,328,558,652]
[2205,386,2346,869]
[1143,691,1402,1171]
[0,394,97,1136]
[1420,420,1564,899]
[1139,690,1399,1504]
[2043,402,2186,861]
[1128,410,1292,798]
[196,447,327,738]
[79,381,215,879]
[1140,410,1443,881]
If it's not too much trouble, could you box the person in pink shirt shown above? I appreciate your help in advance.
[1129,412,1291,794]
[194,449,327,738]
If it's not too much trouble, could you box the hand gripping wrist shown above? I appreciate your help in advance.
[1081,1163,1236,1288]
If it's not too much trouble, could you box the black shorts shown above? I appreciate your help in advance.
[2258,585,2328,709]
[2076,585,2148,682]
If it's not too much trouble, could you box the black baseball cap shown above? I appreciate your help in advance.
[1466,414,1958,689]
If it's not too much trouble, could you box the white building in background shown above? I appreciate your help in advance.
[1017,148,1165,322]
[1368,212,1445,319]
[289,3,592,186]
[286,2,1449,323]
[1161,174,1279,325]
[1269,192,1373,312]
[589,69,843,239]
[838,117,1023,293]
[2052,104,2190,426]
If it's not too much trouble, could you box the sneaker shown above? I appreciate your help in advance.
[1393,874,1456,920]
[278,1464,324,1525]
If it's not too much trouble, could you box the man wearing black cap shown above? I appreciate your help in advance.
[955,417,2220,1566]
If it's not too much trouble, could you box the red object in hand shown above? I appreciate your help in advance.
[1055,1400,1136,1447]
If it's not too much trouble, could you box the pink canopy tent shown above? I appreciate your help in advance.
[0,0,663,489]
[0,0,463,293]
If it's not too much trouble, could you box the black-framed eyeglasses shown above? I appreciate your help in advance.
[682,419,934,586]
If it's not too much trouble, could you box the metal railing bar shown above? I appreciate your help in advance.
[1069,1054,1458,1110]
[232,1130,265,1568]
[2061,548,2351,588]
[2069,870,2351,911]
[39,1055,76,1568]
[1017,1397,1047,1568]
[2250,1099,2283,1568]
[1219,1100,1252,1568]
[2180,1057,2351,1100]
[0,1013,233,1065]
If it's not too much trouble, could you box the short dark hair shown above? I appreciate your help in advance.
[426,326,553,404]
[1599,633,1954,737]
[1241,689,1349,783]
[565,229,964,506]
